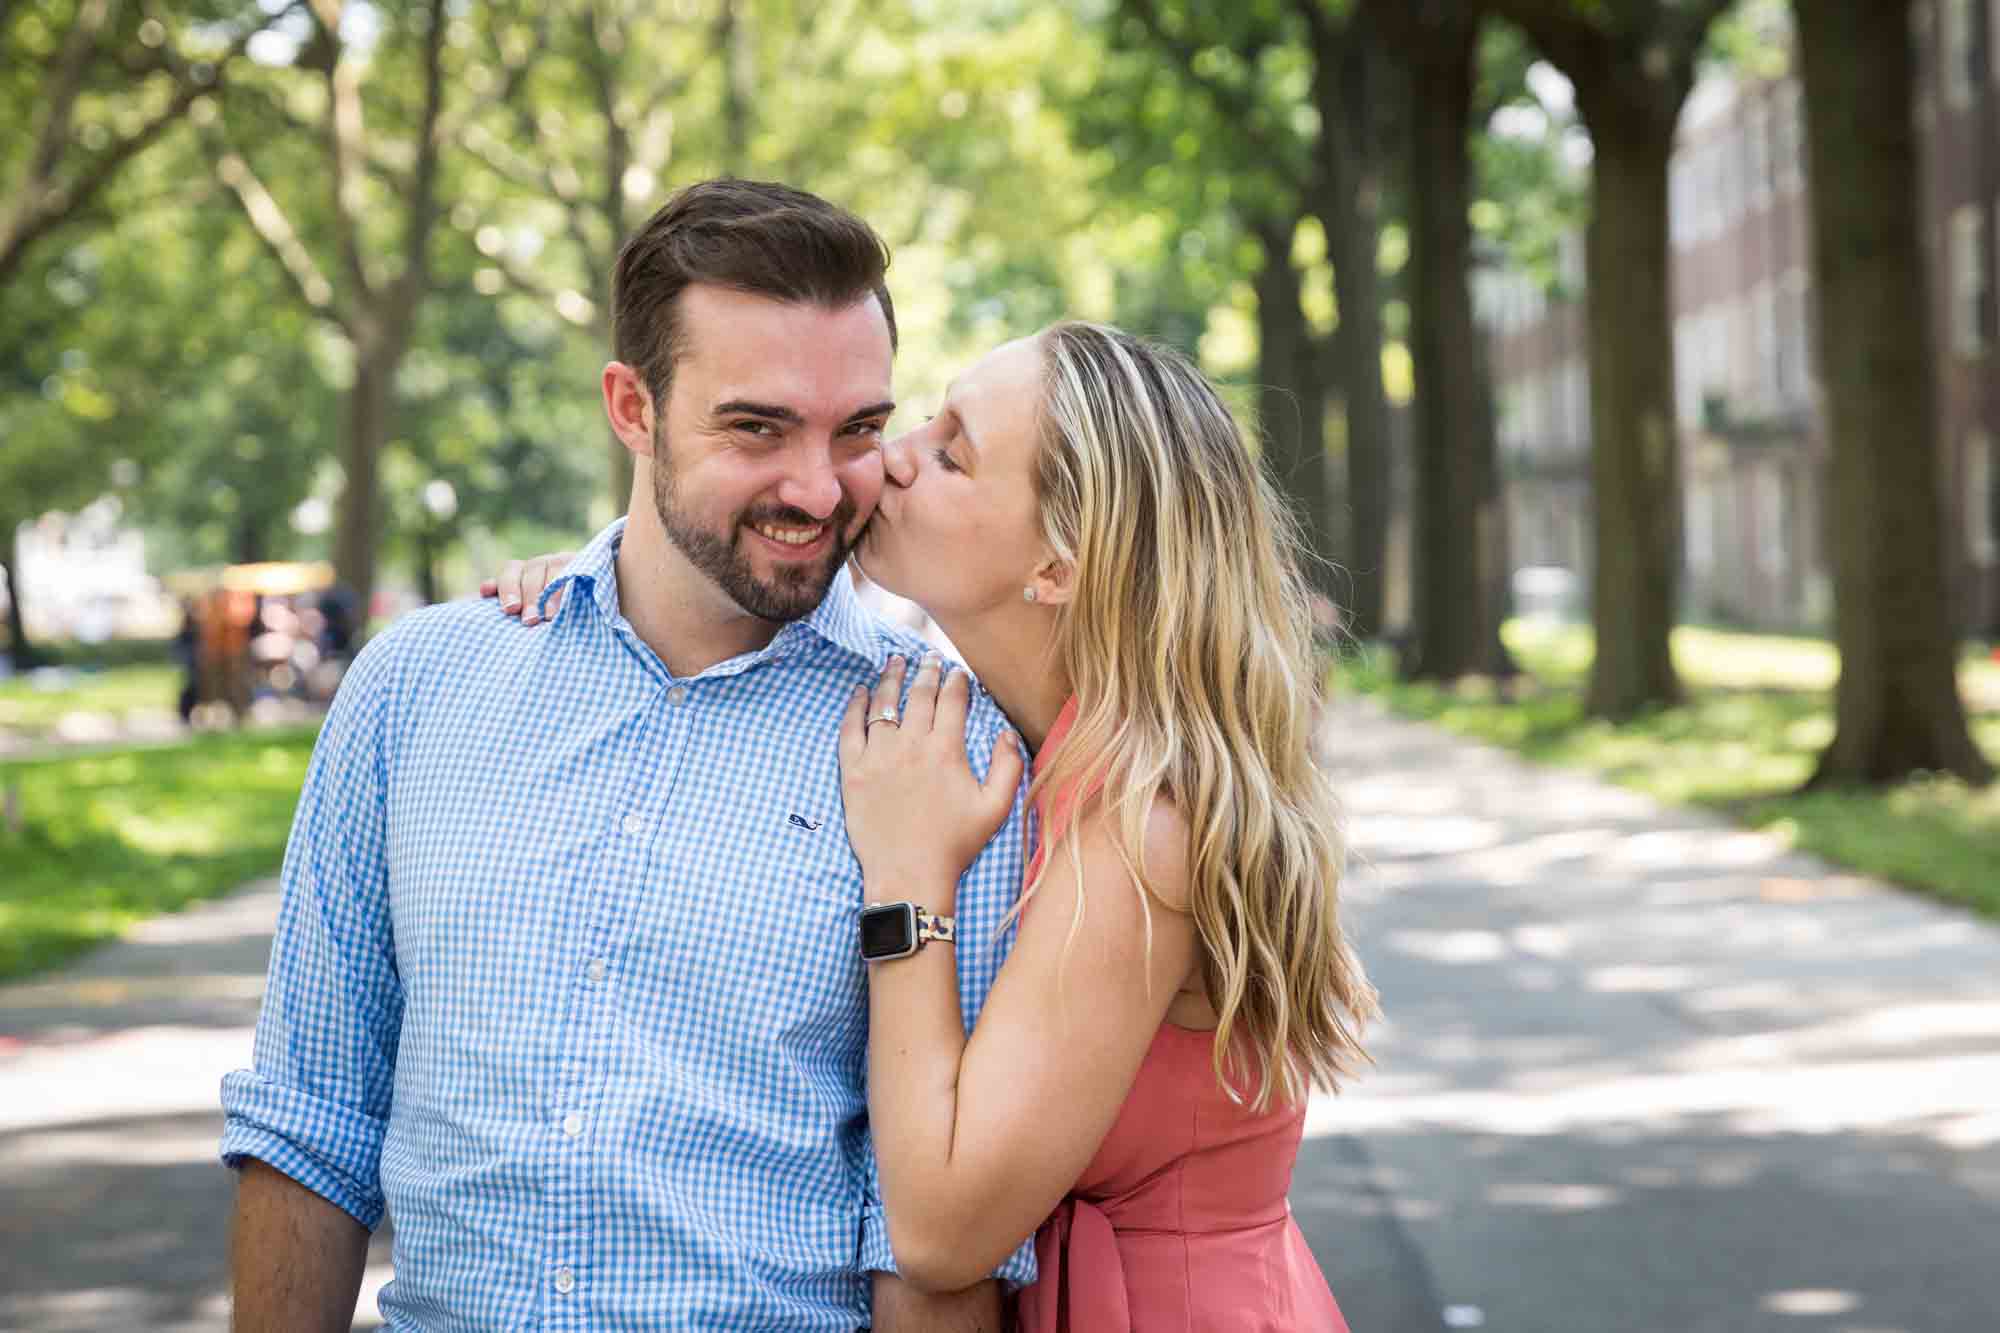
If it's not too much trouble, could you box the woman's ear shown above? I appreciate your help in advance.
[1026,556,1075,607]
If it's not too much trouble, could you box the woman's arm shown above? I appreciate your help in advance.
[841,656,1198,1291]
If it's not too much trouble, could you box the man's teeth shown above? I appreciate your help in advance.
[755,522,825,547]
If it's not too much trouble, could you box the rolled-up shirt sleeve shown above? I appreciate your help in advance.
[220,631,404,1230]
[858,692,1037,1289]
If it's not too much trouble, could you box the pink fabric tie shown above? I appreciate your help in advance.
[1022,1195,1132,1332]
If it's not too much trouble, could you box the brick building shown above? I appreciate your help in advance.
[1480,3,1999,637]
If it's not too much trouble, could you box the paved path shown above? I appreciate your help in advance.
[0,885,393,1332]
[1295,702,2000,1332]
[3,698,1996,1330]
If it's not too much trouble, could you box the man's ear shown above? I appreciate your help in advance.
[1025,555,1075,607]
[602,362,657,457]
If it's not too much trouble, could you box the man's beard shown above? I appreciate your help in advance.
[651,425,857,623]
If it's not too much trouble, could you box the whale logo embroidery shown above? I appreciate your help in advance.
[787,814,823,832]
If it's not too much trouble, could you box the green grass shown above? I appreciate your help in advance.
[0,664,183,736]
[4,636,179,670]
[1337,622,2000,918]
[0,725,318,981]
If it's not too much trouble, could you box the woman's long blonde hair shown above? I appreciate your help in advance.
[1023,320,1378,1110]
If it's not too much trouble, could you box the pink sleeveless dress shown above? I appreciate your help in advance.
[1014,699,1350,1333]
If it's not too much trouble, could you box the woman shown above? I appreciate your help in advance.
[493,322,1377,1329]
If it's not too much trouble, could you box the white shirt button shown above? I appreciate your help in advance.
[553,1266,575,1294]
[561,1111,585,1138]
[621,813,644,836]
[585,958,608,984]
[666,685,688,705]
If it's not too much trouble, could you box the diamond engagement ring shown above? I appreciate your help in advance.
[866,709,901,729]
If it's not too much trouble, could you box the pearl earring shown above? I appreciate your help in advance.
[1023,586,1037,603]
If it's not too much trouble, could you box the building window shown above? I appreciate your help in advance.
[1950,204,1991,357]
[1550,371,1566,450]
[1675,315,1701,427]
[1718,128,1742,232]
[1969,431,1998,566]
[1569,359,1591,448]
[1991,0,2000,84]
[1693,308,1721,421]
[1716,298,1746,411]
[1746,99,1771,210]
[1755,466,1787,575]
[1691,143,1715,239]
[1752,281,1779,414]
[1777,269,1812,405]
[1558,230,1585,294]
[1774,82,1803,195]
[1670,157,1691,249]
[1944,0,1977,109]
[1687,485,1716,574]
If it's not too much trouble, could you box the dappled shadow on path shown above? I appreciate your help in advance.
[1296,1117,2000,1333]
[0,1108,393,1333]
[0,883,277,1049]
[1290,703,2000,1332]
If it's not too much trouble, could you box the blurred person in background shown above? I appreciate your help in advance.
[173,597,199,725]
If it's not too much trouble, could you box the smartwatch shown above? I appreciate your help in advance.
[859,902,957,962]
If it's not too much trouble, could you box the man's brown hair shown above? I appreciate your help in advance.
[612,178,897,405]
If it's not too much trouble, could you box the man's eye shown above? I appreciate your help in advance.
[733,420,778,437]
[932,448,961,474]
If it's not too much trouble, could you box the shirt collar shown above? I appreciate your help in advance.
[537,517,625,626]
[794,562,886,667]
[539,515,883,669]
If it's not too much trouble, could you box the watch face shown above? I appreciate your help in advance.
[859,903,918,960]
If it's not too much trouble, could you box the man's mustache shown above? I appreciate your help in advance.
[742,503,856,532]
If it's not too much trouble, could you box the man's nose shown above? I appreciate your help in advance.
[881,431,918,489]
[776,446,843,518]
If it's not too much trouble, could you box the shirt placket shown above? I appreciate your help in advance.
[540,668,696,1328]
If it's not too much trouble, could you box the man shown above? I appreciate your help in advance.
[221,179,1032,1330]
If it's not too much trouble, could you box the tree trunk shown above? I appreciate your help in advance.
[583,17,637,513]
[1312,8,1393,641]
[234,512,267,566]
[719,0,751,174]
[1572,81,1684,718]
[1470,298,1517,677]
[1402,17,1507,680]
[1990,468,2000,633]
[333,346,394,616]
[416,528,441,606]
[1,536,36,671]
[1796,0,1992,787]
[1252,215,1333,590]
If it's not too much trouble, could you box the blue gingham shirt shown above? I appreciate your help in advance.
[221,518,1035,1330]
